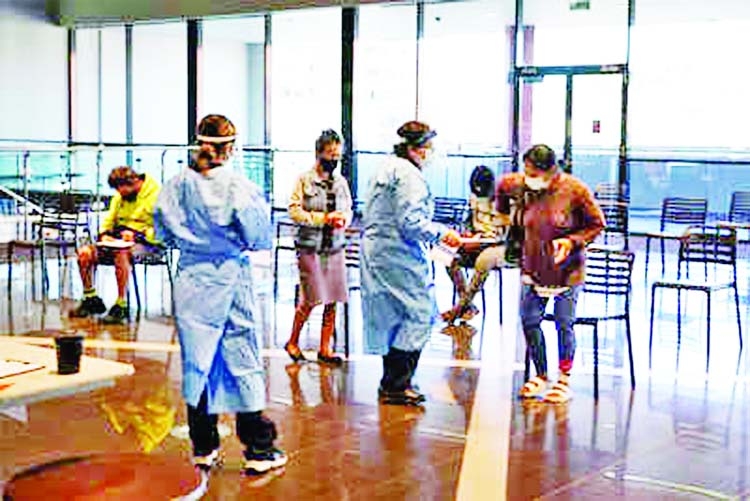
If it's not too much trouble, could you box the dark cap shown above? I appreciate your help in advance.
[523,144,557,171]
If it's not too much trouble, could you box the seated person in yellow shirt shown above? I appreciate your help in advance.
[70,166,161,324]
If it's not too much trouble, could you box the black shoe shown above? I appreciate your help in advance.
[102,303,129,324]
[317,352,343,366]
[378,387,426,405]
[69,296,107,318]
[284,343,308,363]
[243,447,288,476]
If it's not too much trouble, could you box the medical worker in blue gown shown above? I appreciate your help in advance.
[361,120,461,406]
[154,115,287,476]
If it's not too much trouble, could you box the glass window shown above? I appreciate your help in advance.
[132,21,187,145]
[420,0,512,151]
[270,7,341,150]
[75,28,99,143]
[355,3,417,152]
[270,7,341,206]
[521,0,629,66]
[0,16,67,141]
[101,26,127,143]
[354,3,417,198]
[202,16,266,147]
[627,2,750,229]
[420,0,513,199]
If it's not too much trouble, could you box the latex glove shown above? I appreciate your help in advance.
[100,234,116,242]
[120,230,135,242]
[325,211,347,229]
[441,229,461,248]
[552,237,573,265]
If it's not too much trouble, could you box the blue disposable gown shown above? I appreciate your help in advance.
[360,156,448,355]
[154,166,271,414]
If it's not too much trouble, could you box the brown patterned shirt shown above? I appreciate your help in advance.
[496,171,605,286]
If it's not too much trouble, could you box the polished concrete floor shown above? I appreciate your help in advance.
[2,237,750,499]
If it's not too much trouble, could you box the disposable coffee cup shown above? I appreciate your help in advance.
[55,335,84,375]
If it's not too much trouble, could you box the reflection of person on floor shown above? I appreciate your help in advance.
[284,130,353,366]
[361,121,461,407]
[154,115,287,476]
[498,145,604,404]
[442,165,509,324]
[284,363,335,407]
[70,166,161,324]
[100,370,176,454]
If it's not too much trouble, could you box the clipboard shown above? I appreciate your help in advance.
[96,240,135,249]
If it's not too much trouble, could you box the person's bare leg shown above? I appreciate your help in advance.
[113,249,131,304]
[77,245,97,293]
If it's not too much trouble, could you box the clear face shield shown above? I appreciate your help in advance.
[191,134,237,170]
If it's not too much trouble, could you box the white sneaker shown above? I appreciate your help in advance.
[193,449,223,471]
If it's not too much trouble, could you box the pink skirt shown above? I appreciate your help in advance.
[297,250,348,305]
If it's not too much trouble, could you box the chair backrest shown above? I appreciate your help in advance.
[433,197,468,227]
[599,201,628,234]
[661,197,708,230]
[343,226,361,268]
[594,183,629,204]
[729,191,750,224]
[583,247,635,297]
[679,225,737,268]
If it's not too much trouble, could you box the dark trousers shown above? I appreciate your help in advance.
[380,348,421,392]
[187,389,277,458]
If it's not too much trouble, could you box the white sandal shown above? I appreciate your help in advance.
[543,382,573,404]
[518,376,547,399]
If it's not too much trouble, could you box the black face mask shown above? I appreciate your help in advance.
[320,158,339,175]
[122,192,138,202]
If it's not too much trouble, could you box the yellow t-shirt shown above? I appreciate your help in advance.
[101,173,161,243]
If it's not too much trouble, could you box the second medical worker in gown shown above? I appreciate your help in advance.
[361,120,460,406]
[155,115,287,476]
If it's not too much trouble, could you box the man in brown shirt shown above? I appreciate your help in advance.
[496,144,605,403]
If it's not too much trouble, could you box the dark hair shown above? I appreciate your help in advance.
[196,114,236,142]
[469,165,495,198]
[393,121,435,159]
[315,129,342,154]
[523,144,557,172]
[108,166,143,189]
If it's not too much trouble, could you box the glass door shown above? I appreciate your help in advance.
[570,73,624,193]
[515,69,625,196]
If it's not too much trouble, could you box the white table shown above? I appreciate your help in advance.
[0,338,134,410]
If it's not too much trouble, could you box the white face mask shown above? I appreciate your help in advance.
[524,175,550,191]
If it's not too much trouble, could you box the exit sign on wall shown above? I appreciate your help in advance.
[570,0,591,10]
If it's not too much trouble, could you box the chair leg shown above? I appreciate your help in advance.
[645,237,651,278]
[625,314,635,390]
[733,284,743,351]
[649,284,657,369]
[344,301,350,359]
[660,238,666,276]
[677,289,682,347]
[593,322,599,401]
[273,247,280,303]
[705,291,711,372]
[131,266,141,315]
[167,262,175,317]
[7,243,12,299]
[497,268,503,325]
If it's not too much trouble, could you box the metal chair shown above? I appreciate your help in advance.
[272,219,297,303]
[524,248,636,401]
[644,197,707,277]
[649,225,742,371]
[433,197,469,227]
